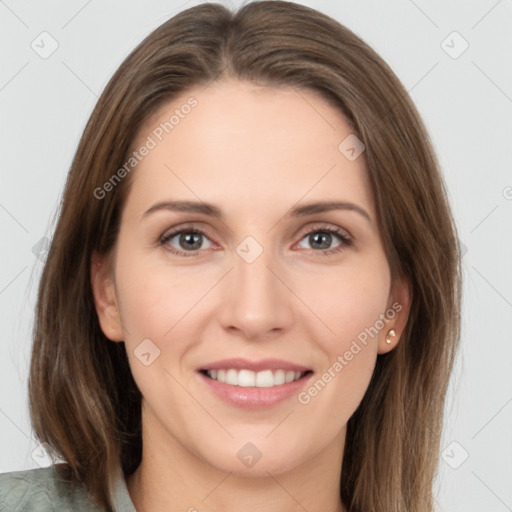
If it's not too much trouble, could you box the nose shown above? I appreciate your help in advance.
[218,244,295,341]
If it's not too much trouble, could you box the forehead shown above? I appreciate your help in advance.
[125,80,374,220]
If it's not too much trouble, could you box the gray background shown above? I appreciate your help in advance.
[1,0,511,510]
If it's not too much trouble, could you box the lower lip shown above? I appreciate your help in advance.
[198,371,313,409]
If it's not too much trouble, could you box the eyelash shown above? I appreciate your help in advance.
[159,224,353,258]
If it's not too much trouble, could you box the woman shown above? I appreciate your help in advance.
[0,1,462,511]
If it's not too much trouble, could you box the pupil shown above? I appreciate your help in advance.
[181,233,201,250]
[311,232,331,250]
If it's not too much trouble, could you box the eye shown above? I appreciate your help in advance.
[160,226,214,257]
[296,225,352,255]
[159,223,352,258]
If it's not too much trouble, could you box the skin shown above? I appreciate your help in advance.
[91,79,411,512]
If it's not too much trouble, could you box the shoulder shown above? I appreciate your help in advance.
[0,465,101,512]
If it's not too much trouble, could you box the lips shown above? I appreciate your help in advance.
[197,358,314,407]
[199,357,311,373]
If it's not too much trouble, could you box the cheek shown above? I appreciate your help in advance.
[116,270,170,339]
[114,245,205,342]
[308,256,391,343]
[113,251,194,401]
[300,256,390,401]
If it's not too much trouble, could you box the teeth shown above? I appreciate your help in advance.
[205,368,305,387]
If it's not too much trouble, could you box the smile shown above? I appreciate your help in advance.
[202,368,311,387]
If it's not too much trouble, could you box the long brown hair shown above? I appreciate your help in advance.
[29,1,462,510]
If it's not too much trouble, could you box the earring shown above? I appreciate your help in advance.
[385,329,396,344]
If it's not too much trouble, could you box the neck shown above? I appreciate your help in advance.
[126,410,347,512]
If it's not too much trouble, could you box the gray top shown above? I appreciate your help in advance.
[0,465,137,511]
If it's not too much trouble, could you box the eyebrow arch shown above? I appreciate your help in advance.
[142,200,372,223]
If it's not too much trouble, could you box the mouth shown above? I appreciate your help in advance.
[199,368,314,388]
[196,358,314,409]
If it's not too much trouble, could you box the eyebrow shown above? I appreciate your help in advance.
[142,200,372,223]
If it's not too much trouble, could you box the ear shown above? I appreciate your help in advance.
[90,250,125,342]
[378,276,412,354]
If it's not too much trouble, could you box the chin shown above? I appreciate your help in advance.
[198,440,306,477]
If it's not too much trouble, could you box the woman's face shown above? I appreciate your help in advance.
[92,79,409,476]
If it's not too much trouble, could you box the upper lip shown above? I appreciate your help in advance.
[199,358,312,373]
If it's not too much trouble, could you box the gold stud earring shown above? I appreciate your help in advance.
[385,329,396,344]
